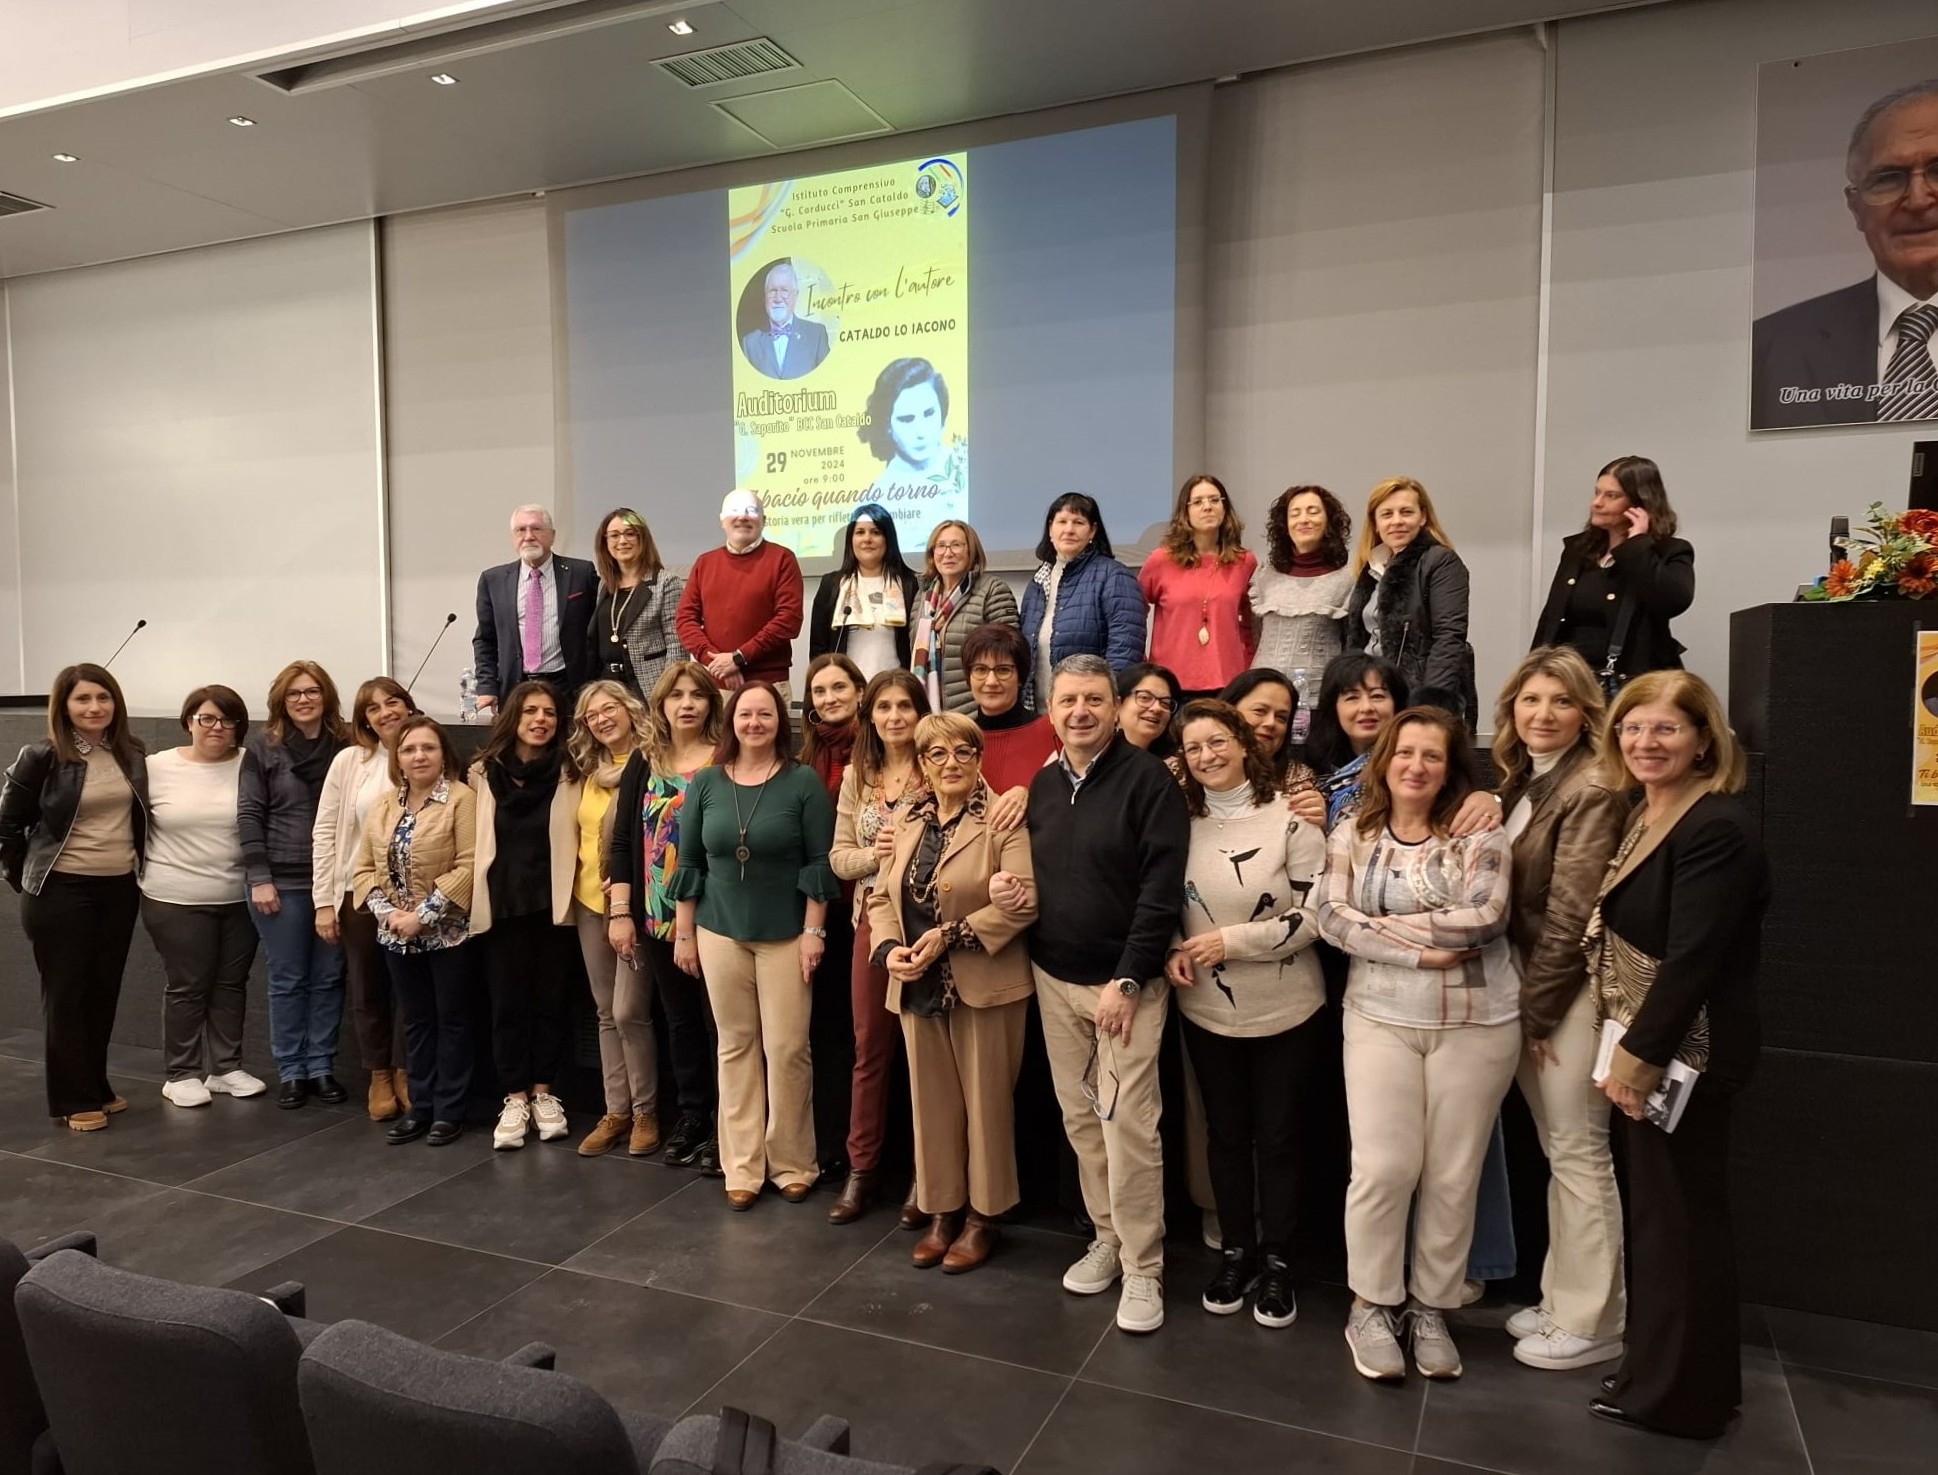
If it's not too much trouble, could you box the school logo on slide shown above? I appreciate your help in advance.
[914,158,965,218]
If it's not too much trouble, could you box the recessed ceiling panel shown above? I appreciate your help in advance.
[713,79,891,150]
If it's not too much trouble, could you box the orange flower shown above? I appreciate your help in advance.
[1824,559,1860,598]
[1899,552,1937,599]
[1903,508,1938,541]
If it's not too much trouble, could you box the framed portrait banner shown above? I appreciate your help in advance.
[1750,38,1938,432]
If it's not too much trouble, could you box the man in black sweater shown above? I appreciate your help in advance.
[998,653,1188,1334]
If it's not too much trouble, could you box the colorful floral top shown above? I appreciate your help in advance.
[639,764,702,942]
[367,778,469,955]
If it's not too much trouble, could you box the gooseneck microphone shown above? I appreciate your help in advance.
[406,614,459,694]
[1829,515,1850,572]
[105,619,147,668]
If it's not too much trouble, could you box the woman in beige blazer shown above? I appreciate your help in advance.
[353,715,477,1146]
[1490,647,1629,1371]
[867,711,1038,1274]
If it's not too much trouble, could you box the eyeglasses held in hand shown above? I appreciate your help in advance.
[1080,1039,1120,1122]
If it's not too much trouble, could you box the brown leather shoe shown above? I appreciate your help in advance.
[942,1211,999,1274]
[63,1111,108,1132]
[827,1169,875,1224]
[898,1179,926,1231]
[101,1096,128,1115]
[911,1211,963,1269]
[578,1113,631,1157]
[726,1188,758,1211]
[629,1112,661,1157]
[779,1182,811,1204]
[391,1069,412,1114]
[366,1071,400,1122]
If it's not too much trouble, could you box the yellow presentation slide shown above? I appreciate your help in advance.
[728,152,968,560]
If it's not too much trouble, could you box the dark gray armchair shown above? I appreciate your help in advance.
[1,1232,97,1475]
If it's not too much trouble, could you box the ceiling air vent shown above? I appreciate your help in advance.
[0,191,52,219]
[656,38,798,88]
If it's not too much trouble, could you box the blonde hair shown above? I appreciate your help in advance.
[922,520,988,581]
[1351,477,1457,577]
[565,679,652,780]
[643,662,724,765]
[1599,670,1746,796]
[1489,647,1608,793]
[914,711,983,760]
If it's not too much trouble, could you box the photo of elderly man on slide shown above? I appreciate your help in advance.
[1751,78,1938,430]
[740,259,832,381]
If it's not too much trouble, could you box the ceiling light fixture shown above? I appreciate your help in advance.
[228,115,256,127]
[668,19,694,36]
[52,152,78,163]
[430,72,459,85]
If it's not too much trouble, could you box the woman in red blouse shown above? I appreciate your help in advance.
[1139,474,1258,698]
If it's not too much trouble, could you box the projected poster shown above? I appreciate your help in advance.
[728,154,968,558]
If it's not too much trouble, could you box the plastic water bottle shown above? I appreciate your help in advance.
[1290,668,1313,745]
[458,666,479,725]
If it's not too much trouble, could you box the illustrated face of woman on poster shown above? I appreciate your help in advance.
[887,380,944,471]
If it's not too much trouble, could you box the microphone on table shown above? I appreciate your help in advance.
[406,614,459,694]
[104,619,147,668]
[1828,515,1850,572]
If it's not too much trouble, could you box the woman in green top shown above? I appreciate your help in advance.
[673,681,839,1210]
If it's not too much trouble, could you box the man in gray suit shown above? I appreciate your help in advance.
[472,504,598,714]
[740,261,831,380]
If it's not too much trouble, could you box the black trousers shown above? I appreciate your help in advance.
[640,934,718,1118]
[809,904,856,1167]
[482,911,574,1093]
[1180,1010,1322,1258]
[1611,1086,1741,1438]
[22,872,139,1117]
[385,946,477,1125]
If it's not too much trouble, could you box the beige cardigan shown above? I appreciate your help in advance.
[465,760,581,935]
[352,778,477,919]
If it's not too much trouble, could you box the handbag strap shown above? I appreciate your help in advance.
[712,1406,777,1475]
[1600,576,1641,682]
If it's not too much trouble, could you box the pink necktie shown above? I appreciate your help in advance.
[522,566,544,674]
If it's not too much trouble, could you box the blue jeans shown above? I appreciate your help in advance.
[251,888,345,1081]
[1466,1113,1518,1282]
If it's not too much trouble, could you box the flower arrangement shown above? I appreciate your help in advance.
[1804,503,1938,601]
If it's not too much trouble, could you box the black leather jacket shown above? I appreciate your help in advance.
[0,741,150,896]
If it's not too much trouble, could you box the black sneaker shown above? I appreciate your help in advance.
[1252,1254,1298,1328]
[663,1111,708,1167]
[693,1136,723,1177]
[1201,1247,1257,1316]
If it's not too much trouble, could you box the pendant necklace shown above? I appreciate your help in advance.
[728,758,777,878]
[1198,594,1211,647]
[609,582,639,645]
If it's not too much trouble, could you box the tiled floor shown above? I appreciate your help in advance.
[2,1031,1932,1474]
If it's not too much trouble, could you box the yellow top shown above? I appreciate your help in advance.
[574,780,615,912]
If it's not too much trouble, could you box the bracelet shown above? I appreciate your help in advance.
[676,932,695,943]
[802,925,828,939]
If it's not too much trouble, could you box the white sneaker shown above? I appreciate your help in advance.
[162,1078,212,1108]
[1459,1278,1486,1307]
[1061,1240,1122,1295]
[205,1069,267,1098]
[1505,1304,1555,1340]
[1200,1207,1222,1251]
[1345,1303,1407,1381]
[1116,1273,1165,1334]
[1513,1322,1625,1371]
[530,1092,568,1141]
[493,1095,532,1150]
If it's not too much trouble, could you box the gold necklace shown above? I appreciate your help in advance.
[608,580,640,646]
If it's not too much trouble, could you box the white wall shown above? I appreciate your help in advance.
[1204,31,1547,712]
[7,222,386,715]
[0,279,20,694]
[1543,0,1938,689]
[382,198,557,717]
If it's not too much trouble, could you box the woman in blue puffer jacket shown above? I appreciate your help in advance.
[1018,493,1149,711]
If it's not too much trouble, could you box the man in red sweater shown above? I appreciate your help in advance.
[675,490,805,697]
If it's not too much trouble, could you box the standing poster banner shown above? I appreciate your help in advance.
[1916,630,1938,805]
[729,154,969,560]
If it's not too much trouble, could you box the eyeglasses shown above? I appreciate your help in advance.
[1849,161,1938,206]
[921,744,980,766]
[1127,691,1175,711]
[931,539,969,555]
[1181,735,1235,759]
[190,714,239,730]
[969,665,1017,681]
[286,687,324,701]
[1079,1040,1120,1122]
[606,526,642,541]
[1618,721,1692,740]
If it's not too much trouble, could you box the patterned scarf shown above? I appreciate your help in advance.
[911,575,972,710]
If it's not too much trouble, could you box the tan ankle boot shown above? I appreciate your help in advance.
[629,1112,662,1157]
[367,1070,400,1122]
[390,1068,412,1114]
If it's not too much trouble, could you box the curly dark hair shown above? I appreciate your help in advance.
[858,358,949,463]
[1264,485,1351,574]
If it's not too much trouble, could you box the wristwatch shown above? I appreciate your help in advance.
[1113,978,1143,998]
[803,926,828,939]
[732,649,749,671]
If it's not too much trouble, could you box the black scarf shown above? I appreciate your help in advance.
[284,730,339,806]
[488,745,562,822]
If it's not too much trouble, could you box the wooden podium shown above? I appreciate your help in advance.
[1727,601,1938,1329]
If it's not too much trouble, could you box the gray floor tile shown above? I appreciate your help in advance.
[564,1181,899,1315]
[436,1267,788,1420]
[24,1085,353,1186]
[698,1319,1066,1472]
[1016,1380,1414,1475]
[184,1114,494,1220]
[85,1187,340,1287]
[0,1028,171,1086]
[229,1224,547,1344]
[1783,1364,1938,1474]
[0,1151,165,1249]
[1077,1276,1426,1453]
[801,1222,1116,1375]
[1767,1304,1938,1390]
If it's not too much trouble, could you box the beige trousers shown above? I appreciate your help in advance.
[1343,1008,1520,1309]
[903,999,1029,1217]
[573,901,657,1118]
[1516,986,1627,1339]
[698,928,816,1193]
[1034,966,1169,1278]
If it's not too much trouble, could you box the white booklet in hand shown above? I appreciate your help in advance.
[1592,1018,1700,1134]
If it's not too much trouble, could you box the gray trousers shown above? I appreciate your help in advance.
[141,896,257,1081]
